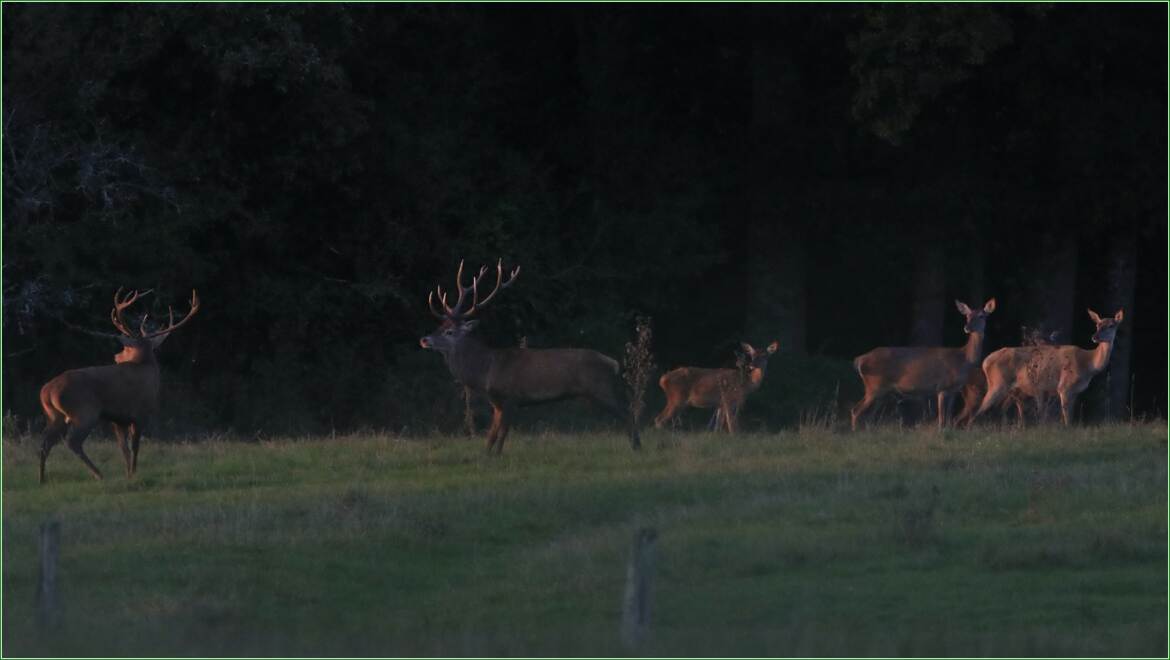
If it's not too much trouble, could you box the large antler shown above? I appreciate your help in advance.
[110,288,153,337]
[465,259,520,316]
[138,290,200,339]
[427,259,520,319]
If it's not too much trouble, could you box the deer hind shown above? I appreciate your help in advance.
[954,325,1060,427]
[974,308,1124,426]
[851,298,996,431]
[420,260,640,453]
[38,288,200,483]
[654,341,779,433]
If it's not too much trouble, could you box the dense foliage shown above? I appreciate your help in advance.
[3,5,1164,434]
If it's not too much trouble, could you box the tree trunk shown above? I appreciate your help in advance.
[909,245,946,346]
[1104,230,1137,419]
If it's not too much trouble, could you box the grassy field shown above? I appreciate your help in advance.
[2,423,1166,657]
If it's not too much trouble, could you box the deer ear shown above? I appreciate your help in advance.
[461,319,479,331]
[766,341,779,354]
[150,333,170,349]
[955,300,972,315]
[1113,309,1124,322]
[983,298,996,313]
[740,342,754,355]
[1087,309,1102,323]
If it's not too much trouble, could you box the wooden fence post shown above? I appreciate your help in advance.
[36,520,61,629]
[620,527,657,649]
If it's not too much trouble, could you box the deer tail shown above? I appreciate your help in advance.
[600,354,620,375]
[853,355,867,377]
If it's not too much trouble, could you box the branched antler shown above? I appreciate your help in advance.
[427,259,520,319]
[110,288,153,337]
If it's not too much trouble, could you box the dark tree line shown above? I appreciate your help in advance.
[3,4,1164,435]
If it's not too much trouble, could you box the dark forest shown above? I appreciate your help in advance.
[3,4,1165,436]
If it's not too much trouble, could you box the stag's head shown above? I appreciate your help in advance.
[1088,308,1124,344]
[419,259,520,356]
[109,288,201,364]
[955,298,996,334]
[740,341,779,373]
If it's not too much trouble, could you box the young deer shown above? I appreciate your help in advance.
[851,298,996,431]
[954,326,1059,427]
[974,309,1124,426]
[654,341,779,433]
[420,260,640,453]
[38,288,200,483]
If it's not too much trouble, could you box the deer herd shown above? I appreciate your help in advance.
[35,259,1126,483]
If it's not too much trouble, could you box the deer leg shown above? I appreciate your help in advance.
[111,423,132,477]
[723,403,740,434]
[38,418,67,485]
[65,422,102,481]
[954,387,979,429]
[1034,393,1049,425]
[494,418,512,455]
[707,408,722,432]
[486,404,505,453]
[1058,391,1077,426]
[1014,396,1027,428]
[973,381,1010,424]
[129,422,142,476]
[654,400,684,430]
[850,389,882,431]
[936,392,952,430]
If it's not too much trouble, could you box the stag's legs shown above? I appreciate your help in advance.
[128,423,142,475]
[65,421,103,481]
[38,418,67,484]
[111,423,133,477]
[486,404,508,454]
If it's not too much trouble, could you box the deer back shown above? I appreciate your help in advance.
[485,347,621,403]
[855,346,974,394]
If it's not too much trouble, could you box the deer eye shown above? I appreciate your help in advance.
[443,328,455,336]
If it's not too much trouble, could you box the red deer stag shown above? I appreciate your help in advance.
[38,288,200,483]
[419,260,640,453]
[654,341,779,433]
[973,309,1124,426]
[851,298,996,431]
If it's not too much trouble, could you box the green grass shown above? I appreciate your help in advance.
[3,424,1167,657]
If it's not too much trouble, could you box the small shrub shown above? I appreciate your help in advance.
[623,315,656,426]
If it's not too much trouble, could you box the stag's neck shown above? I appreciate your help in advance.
[445,336,495,392]
[962,330,985,365]
[1087,340,1114,374]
